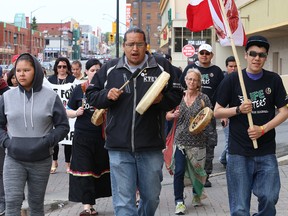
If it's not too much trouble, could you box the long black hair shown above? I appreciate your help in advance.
[53,57,72,75]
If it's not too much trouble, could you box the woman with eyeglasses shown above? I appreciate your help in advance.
[67,59,111,216]
[48,57,75,174]
[166,68,213,214]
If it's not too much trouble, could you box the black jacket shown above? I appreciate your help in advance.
[86,53,183,152]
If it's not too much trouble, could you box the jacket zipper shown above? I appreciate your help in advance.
[131,76,137,152]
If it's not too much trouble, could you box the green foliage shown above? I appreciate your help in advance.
[31,16,38,30]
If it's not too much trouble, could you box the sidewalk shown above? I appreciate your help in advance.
[20,145,288,216]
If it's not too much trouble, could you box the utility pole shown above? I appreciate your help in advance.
[116,0,120,58]
[59,21,63,57]
[30,6,45,54]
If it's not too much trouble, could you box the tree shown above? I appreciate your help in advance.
[31,16,38,31]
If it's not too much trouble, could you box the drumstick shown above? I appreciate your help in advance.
[119,68,142,90]
[92,69,143,123]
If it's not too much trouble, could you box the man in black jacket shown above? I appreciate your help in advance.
[86,27,182,216]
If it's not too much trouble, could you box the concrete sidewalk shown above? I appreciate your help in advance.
[20,145,288,216]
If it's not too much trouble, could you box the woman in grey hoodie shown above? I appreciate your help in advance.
[0,53,70,216]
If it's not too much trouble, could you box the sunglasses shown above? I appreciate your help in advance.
[199,51,211,56]
[57,65,67,69]
[247,51,267,58]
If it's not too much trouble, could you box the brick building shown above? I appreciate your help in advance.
[0,16,45,65]
[127,0,161,52]
[37,22,73,60]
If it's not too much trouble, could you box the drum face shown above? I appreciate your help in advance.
[136,72,170,115]
[189,107,213,134]
[91,109,105,126]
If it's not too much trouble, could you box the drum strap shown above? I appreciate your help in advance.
[201,99,205,109]
[81,82,89,94]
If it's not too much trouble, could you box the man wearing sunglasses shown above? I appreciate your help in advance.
[180,43,224,188]
[214,35,288,215]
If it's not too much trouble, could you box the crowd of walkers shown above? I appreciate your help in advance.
[0,27,287,216]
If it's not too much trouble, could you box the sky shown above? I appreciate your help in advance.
[0,0,127,33]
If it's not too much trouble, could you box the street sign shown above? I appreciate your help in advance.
[182,44,195,57]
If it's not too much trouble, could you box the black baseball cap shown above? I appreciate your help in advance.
[245,35,270,52]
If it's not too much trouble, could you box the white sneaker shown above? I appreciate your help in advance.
[175,202,186,215]
[192,195,202,207]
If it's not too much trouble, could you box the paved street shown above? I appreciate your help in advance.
[21,125,288,216]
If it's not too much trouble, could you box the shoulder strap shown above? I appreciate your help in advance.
[201,99,205,109]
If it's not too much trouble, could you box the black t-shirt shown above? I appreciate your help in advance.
[67,84,102,134]
[216,69,287,156]
[180,63,224,108]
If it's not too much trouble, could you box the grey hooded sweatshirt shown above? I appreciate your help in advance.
[0,53,70,162]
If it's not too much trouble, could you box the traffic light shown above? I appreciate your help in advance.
[112,22,116,34]
[109,33,114,43]
[147,44,151,52]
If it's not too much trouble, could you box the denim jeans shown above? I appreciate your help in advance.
[220,125,229,164]
[108,150,163,216]
[226,154,280,216]
[173,147,186,204]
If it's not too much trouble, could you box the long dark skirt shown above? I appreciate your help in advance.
[69,131,111,205]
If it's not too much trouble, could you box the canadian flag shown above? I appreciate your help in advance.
[186,0,247,46]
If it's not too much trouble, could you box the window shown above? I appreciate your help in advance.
[133,2,138,9]
[45,39,50,45]
[13,33,18,45]
[133,13,137,20]
[174,27,211,52]
[146,13,151,20]
[147,2,151,8]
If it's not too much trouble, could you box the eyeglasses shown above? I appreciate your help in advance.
[199,51,211,56]
[185,78,199,82]
[125,42,146,48]
[57,65,67,69]
[247,51,267,58]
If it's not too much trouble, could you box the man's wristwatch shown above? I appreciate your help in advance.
[236,106,241,115]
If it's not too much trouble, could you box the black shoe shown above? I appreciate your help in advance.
[220,161,227,169]
[204,179,212,187]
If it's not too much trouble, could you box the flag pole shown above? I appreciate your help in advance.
[218,0,258,149]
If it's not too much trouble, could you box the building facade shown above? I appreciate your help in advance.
[0,14,45,65]
[127,0,161,52]
[159,0,288,74]
[38,21,74,61]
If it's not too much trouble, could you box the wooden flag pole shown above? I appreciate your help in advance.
[218,0,258,149]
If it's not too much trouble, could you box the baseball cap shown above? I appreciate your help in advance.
[245,35,270,52]
[12,54,20,63]
[198,44,213,53]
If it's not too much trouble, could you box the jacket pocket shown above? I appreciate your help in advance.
[7,137,51,162]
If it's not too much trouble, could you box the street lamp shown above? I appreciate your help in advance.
[59,16,71,57]
[30,6,45,54]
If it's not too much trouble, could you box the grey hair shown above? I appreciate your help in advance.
[185,68,202,90]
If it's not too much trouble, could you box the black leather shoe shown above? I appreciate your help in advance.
[204,179,212,187]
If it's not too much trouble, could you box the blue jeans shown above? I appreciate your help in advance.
[226,154,280,216]
[173,147,186,204]
[220,125,229,164]
[108,150,163,216]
